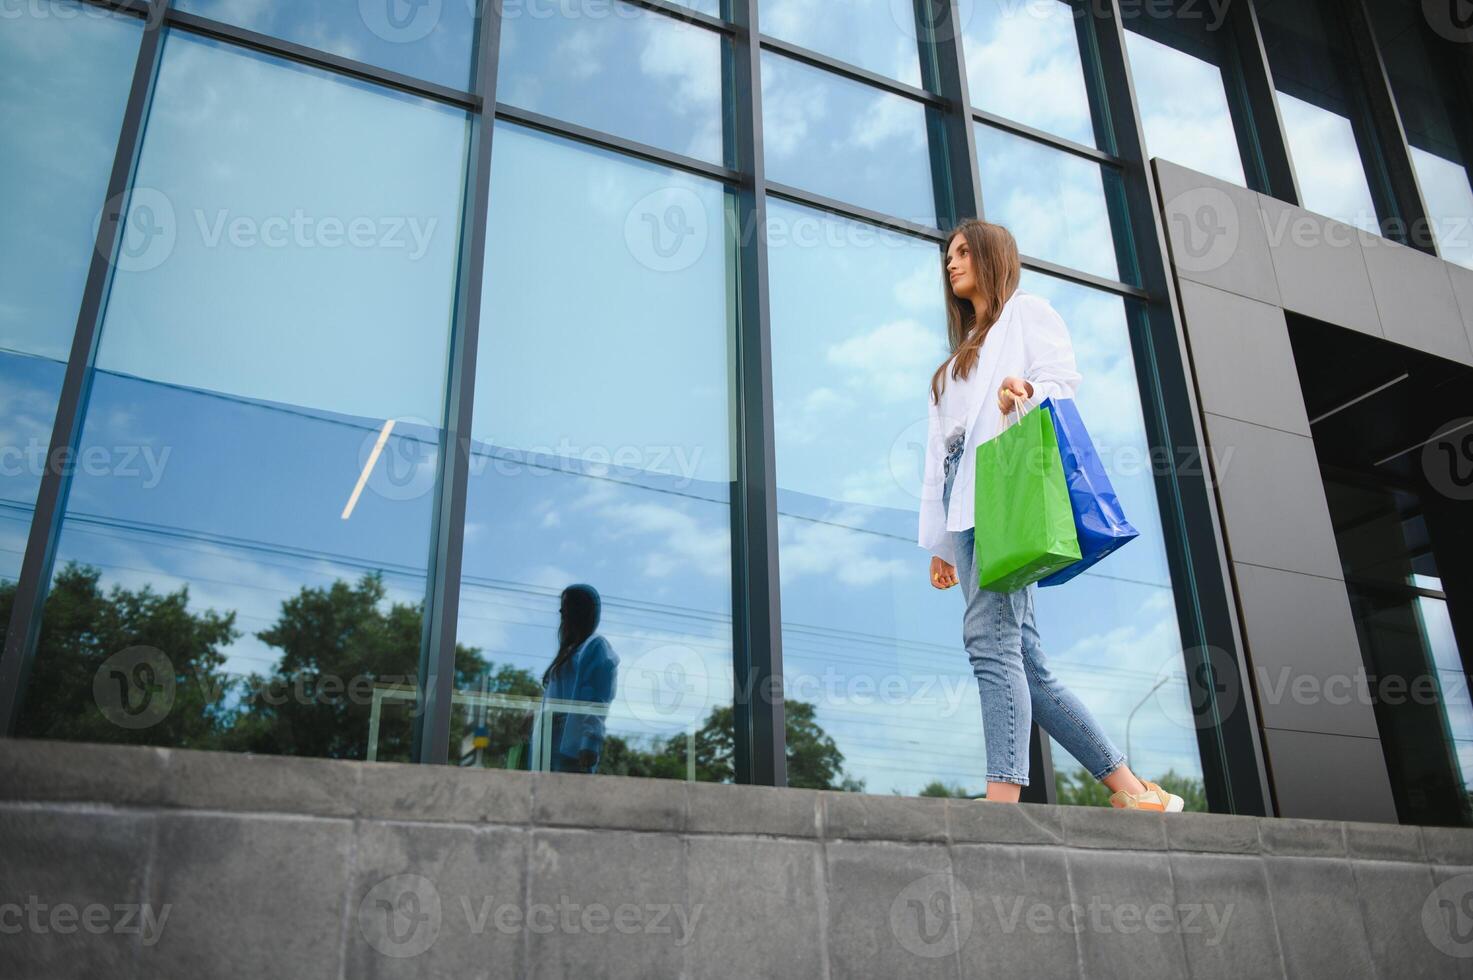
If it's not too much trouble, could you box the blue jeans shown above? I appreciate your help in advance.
[942,433,1125,785]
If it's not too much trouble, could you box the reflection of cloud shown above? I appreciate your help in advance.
[1277,93,1380,234]
[964,1,1095,145]
[1124,31,1246,187]
[977,127,1116,280]
[778,507,908,588]
[827,318,939,403]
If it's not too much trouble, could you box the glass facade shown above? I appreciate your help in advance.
[3,0,1466,814]
[1368,0,1473,268]
[1124,19,1247,186]
[1256,0,1388,233]
[0,1,141,652]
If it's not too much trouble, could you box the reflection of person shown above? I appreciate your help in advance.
[533,584,618,774]
[918,219,1183,812]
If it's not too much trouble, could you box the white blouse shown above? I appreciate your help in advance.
[916,289,1083,566]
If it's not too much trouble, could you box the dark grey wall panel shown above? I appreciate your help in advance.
[1156,160,1281,306]
[1256,195,1383,338]
[1201,412,1345,579]
[1233,562,1378,739]
[1262,728,1398,823]
[1176,280,1310,436]
[1362,236,1473,365]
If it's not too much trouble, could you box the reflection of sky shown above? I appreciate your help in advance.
[761,0,922,85]
[456,118,737,746]
[962,0,1096,147]
[761,50,937,225]
[1411,147,1473,270]
[176,0,476,89]
[0,355,66,583]
[766,200,1201,795]
[1276,93,1379,235]
[497,3,724,165]
[1123,30,1246,187]
[0,2,140,362]
[975,124,1119,282]
[96,31,468,424]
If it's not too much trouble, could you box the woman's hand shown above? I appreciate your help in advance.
[930,556,958,590]
[997,376,1033,415]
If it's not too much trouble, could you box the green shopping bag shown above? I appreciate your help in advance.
[973,405,1082,592]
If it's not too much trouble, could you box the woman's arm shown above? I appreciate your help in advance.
[1018,294,1082,405]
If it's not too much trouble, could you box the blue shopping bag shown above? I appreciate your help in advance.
[1036,397,1138,587]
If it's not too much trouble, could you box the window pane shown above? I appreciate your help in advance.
[1369,0,1473,268]
[175,0,476,90]
[962,0,1096,147]
[451,122,736,778]
[762,50,937,224]
[0,1,141,638]
[761,0,922,85]
[17,32,469,759]
[975,123,1125,282]
[768,200,960,794]
[497,2,725,166]
[1018,272,1203,805]
[1256,0,1383,233]
[1124,27,1246,186]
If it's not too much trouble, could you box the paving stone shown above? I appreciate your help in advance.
[951,844,1078,978]
[685,836,825,980]
[1262,856,1374,980]
[0,805,152,979]
[344,821,527,979]
[140,812,353,978]
[824,840,960,978]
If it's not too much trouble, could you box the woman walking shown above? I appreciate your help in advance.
[918,219,1182,812]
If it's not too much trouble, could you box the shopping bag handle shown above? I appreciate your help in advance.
[999,388,1031,431]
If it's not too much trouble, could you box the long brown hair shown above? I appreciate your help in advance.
[929,220,1021,405]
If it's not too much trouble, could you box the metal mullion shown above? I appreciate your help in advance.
[1084,1,1273,816]
[758,33,947,109]
[728,0,785,787]
[765,178,1153,303]
[1222,0,1300,201]
[619,0,733,34]
[1343,0,1437,254]
[971,108,1123,170]
[763,180,945,240]
[73,0,152,17]
[916,0,983,229]
[165,8,477,111]
[493,103,743,187]
[1017,254,1150,301]
[0,0,169,734]
[410,2,504,765]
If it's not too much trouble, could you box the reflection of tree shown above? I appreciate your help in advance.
[591,700,865,791]
[1055,766,1207,811]
[4,562,239,747]
[225,571,487,762]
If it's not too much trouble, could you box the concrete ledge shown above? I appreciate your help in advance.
[4,739,1473,979]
